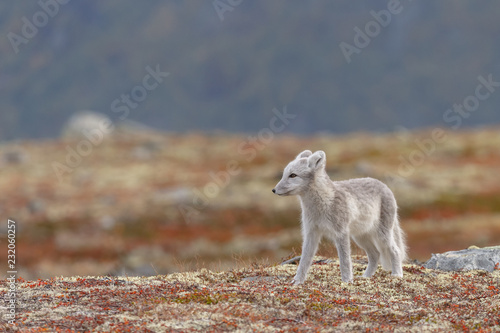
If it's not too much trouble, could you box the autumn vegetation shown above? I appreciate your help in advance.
[1,127,500,331]
[2,258,500,331]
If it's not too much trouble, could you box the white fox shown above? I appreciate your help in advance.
[272,150,407,284]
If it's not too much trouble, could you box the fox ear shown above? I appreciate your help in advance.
[308,151,326,170]
[296,150,312,159]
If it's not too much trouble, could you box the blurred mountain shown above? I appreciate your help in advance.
[1,1,500,140]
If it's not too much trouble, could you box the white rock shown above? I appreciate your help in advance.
[424,246,500,272]
[61,110,114,139]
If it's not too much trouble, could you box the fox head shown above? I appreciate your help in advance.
[272,150,326,196]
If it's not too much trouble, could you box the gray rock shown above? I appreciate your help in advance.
[280,256,334,266]
[2,149,28,164]
[27,200,45,214]
[423,246,500,272]
[61,111,159,142]
[61,111,114,139]
[280,256,301,265]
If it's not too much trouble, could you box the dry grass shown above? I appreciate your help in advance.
[2,257,499,332]
[1,127,500,278]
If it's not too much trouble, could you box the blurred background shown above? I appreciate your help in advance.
[1,1,500,279]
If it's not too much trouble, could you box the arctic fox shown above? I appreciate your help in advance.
[272,150,407,284]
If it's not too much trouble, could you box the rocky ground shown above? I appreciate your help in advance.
[0,127,500,279]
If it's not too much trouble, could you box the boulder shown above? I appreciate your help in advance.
[61,110,160,140]
[61,110,114,140]
[423,246,500,272]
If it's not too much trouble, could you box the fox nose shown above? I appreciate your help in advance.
[272,189,276,193]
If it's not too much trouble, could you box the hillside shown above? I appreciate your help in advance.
[2,1,500,139]
[1,127,500,280]
[2,258,499,331]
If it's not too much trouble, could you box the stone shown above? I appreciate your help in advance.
[423,246,500,272]
[280,256,334,266]
[2,149,28,164]
[61,110,113,140]
[280,256,301,265]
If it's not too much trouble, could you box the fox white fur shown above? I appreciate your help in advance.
[272,150,407,284]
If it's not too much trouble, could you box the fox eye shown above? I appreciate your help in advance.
[289,173,297,178]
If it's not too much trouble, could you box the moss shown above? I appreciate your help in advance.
[3,258,500,331]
